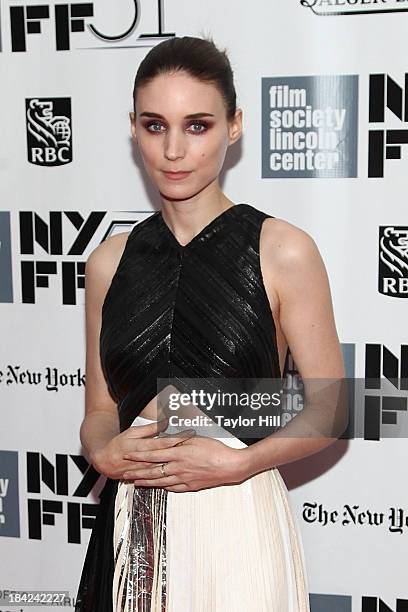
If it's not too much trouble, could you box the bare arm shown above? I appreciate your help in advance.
[80,232,129,466]
[242,218,347,476]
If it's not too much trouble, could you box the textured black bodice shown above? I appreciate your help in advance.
[99,202,281,443]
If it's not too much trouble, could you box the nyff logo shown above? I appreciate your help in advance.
[2,0,175,52]
[0,449,103,543]
[26,451,100,543]
[369,73,408,177]
[310,593,408,612]
[364,344,408,441]
[0,211,142,305]
[26,98,72,166]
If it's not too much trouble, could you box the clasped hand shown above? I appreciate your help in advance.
[118,418,248,492]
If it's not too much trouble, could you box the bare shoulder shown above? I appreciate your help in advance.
[85,231,131,296]
[260,216,329,302]
[261,216,321,267]
[260,217,345,381]
[261,217,324,275]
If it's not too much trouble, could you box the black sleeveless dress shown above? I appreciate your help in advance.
[74,203,310,612]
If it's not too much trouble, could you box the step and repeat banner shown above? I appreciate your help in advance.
[1,1,407,611]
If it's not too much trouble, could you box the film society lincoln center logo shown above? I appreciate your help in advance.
[262,75,358,179]
[25,97,73,166]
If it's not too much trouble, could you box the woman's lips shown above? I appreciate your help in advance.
[162,171,191,180]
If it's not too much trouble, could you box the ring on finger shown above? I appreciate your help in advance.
[159,462,169,477]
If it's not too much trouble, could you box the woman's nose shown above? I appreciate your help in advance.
[164,130,185,160]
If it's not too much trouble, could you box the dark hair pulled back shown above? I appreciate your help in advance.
[133,35,237,121]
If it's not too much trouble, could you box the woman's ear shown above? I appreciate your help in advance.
[228,108,243,146]
[129,112,137,142]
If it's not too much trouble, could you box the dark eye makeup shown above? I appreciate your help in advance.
[142,120,211,134]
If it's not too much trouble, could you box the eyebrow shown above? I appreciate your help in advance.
[139,112,215,119]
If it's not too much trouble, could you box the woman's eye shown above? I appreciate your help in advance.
[188,122,208,133]
[146,121,164,132]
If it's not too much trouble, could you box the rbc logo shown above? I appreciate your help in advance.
[378,226,408,297]
[25,98,73,166]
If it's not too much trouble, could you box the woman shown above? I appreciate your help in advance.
[75,36,346,611]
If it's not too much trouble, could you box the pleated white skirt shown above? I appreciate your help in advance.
[113,415,310,612]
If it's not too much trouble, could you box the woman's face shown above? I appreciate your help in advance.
[130,71,242,201]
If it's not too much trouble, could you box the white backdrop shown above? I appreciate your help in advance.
[1,1,407,611]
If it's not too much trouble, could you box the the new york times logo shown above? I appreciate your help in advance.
[26,98,72,166]
[0,210,140,305]
[368,73,408,177]
[379,226,408,297]
[300,0,408,16]
[26,452,101,543]
[3,0,175,53]
[364,344,408,441]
